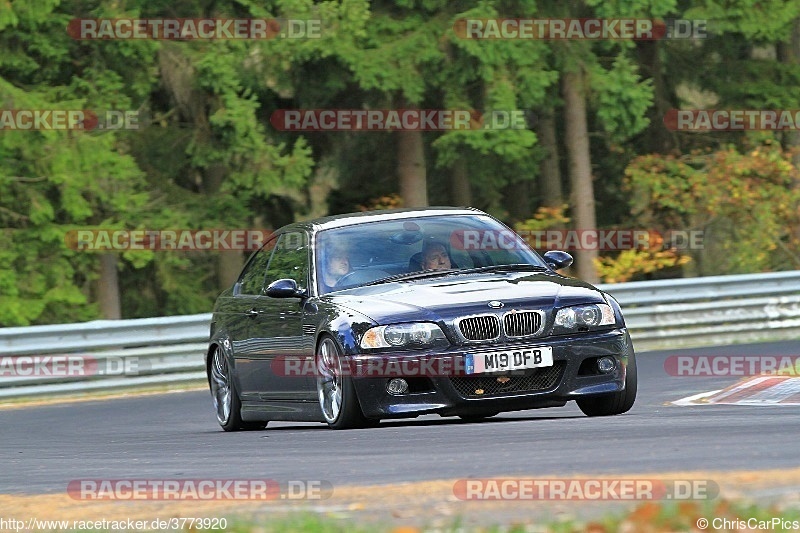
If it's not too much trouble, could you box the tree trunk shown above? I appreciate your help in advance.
[161,45,245,293]
[537,111,563,207]
[450,158,471,205]
[218,251,245,288]
[636,40,677,154]
[562,68,599,282]
[307,155,339,218]
[503,180,531,223]
[203,162,244,290]
[397,128,428,208]
[97,253,121,319]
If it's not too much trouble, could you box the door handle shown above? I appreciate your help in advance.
[245,308,260,317]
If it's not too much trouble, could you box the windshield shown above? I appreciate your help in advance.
[314,214,548,294]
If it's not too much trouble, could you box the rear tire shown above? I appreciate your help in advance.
[209,346,268,431]
[316,336,372,429]
[577,352,637,417]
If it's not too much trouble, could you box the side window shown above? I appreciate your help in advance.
[238,237,278,295]
[264,231,309,289]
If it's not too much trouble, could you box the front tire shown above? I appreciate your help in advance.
[316,336,371,429]
[577,352,637,417]
[210,346,267,431]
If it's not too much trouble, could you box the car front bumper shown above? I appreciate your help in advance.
[349,328,633,419]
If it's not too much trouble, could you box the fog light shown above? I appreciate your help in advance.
[387,378,409,395]
[597,356,616,373]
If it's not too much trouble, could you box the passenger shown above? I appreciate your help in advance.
[421,241,453,271]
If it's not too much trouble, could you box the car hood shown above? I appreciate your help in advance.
[326,271,607,324]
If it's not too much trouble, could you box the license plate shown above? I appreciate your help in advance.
[465,347,553,375]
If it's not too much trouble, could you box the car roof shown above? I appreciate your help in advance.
[275,206,486,234]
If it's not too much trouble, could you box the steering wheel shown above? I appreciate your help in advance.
[334,269,391,288]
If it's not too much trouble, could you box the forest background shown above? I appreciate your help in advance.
[2,0,799,326]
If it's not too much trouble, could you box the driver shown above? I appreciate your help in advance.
[320,247,351,293]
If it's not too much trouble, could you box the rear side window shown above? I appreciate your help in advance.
[264,232,309,289]
[238,237,278,295]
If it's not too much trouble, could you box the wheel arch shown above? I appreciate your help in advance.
[206,337,235,388]
[205,343,218,386]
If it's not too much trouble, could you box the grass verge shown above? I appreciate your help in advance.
[54,499,800,532]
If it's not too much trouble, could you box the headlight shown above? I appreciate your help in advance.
[554,304,616,331]
[360,323,447,349]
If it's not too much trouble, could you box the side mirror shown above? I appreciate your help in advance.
[543,250,573,270]
[265,278,306,298]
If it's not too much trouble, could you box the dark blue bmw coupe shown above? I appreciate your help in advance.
[206,207,636,430]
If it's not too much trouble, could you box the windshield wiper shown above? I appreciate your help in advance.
[361,264,548,288]
[362,269,459,287]
[453,264,550,275]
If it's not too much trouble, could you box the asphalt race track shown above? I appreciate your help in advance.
[2,340,799,496]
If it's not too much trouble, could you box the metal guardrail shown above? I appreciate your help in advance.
[0,314,211,399]
[1,271,799,399]
[598,270,800,350]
